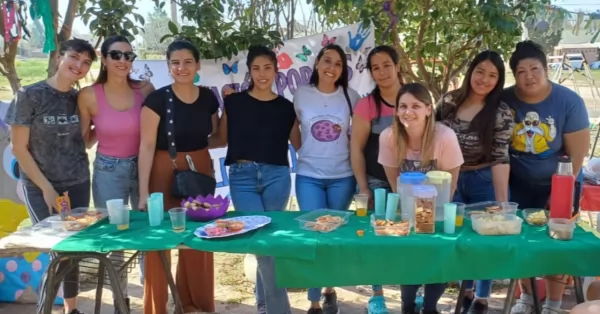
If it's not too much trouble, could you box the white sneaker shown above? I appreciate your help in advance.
[510,301,535,314]
[541,305,562,314]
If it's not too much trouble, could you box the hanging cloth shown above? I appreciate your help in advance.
[29,0,55,53]
[2,0,21,43]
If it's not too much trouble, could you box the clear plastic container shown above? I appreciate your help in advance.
[548,218,575,241]
[471,213,523,235]
[522,208,549,226]
[426,171,452,221]
[412,185,437,233]
[295,209,353,233]
[53,207,108,231]
[47,216,88,232]
[371,213,411,237]
[397,172,427,219]
[465,201,503,217]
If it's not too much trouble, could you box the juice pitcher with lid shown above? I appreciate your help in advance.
[426,171,452,221]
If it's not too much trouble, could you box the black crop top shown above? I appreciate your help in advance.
[144,85,219,152]
[224,91,296,166]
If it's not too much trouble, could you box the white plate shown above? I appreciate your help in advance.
[194,215,271,239]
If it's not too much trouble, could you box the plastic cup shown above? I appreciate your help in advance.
[169,207,187,233]
[501,202,519,214]
[151,193,164,220]
[106,199,124,224]
[444,203,457,234]
[374,189,387,215]
[147,198,162,227]
[385,193,400,221]
[354,194,369,217]
[453,202,465,227]
[113,206,130,231]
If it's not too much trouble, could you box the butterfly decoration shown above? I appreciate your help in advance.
[321,34,337,47]
[222,61,239,75]
[138,64,153,81]
[355,55,367,73]
[295,45,312,62]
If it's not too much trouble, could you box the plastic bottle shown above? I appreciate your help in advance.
[550,156,575,219]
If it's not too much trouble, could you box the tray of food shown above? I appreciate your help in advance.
[371,214,411,236]
[471,213,523,235]
[548,218,575,241]
[47,207,107,232]
[295,209,352,233]
[194,215,271,238]
[465,201,503,217]
[523,208,549,226]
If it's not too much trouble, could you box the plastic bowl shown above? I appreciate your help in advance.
[471,213,523,235]
[522,208,549,226]
[548,218,575,241]
[182,194,230,222]
[371,214,411,237]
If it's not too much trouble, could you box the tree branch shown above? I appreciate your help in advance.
[414,0,432,84]
[58,0,79,42]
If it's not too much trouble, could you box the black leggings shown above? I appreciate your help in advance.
[22,180,90,299]
[509,176,581,213]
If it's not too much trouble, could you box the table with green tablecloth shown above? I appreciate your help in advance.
[53,211,600,289]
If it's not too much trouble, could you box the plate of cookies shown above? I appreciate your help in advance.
[194,215,271,239]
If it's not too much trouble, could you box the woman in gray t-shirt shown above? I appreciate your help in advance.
[5,39,97,314]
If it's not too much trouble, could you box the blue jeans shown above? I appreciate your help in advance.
[229,162,292,314]
[295,174,356,302]
[453,166,494,299]
[401,283,447,312]
[92,152,140,297]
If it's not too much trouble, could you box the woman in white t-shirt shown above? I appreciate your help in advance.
[294,44,360,314]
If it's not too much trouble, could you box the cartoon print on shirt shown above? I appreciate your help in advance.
[42,116,55,125]
[400,159,437,173]
[511,111,556,158]
[56,115,69,125]
[310,115,343,142]
[69,115,79,124]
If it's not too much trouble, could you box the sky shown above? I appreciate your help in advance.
[61,0,600,35]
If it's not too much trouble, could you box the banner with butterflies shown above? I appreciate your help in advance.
[130,22,376,199]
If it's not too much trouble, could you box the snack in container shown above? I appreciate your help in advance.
[371,213,411,236]
[464,201,505,217]
[471,213,523,235]
[213,219,245,232]
[182,194,230,222]
[295,209,352,233]
[412,185,437,234]
[523,208,549,226]
[48,207,107,231]
[548,218,575,241]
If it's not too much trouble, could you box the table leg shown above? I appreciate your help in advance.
[573,276,585,304]
[40,257,62,314]
[454,281,467,314]
[158,251,184,314]
[94,262,105,314]
[502,279,518,314]
[95,253,129,314]
[530,278,542,314]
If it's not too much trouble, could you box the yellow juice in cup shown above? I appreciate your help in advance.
[455,215,464,227]
[117,223,129,230]
[356,207,367,217]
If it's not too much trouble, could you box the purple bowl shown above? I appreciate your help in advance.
[182,194,230,222]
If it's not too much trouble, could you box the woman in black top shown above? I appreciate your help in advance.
[138,40,218,314]
[210,45,300,314]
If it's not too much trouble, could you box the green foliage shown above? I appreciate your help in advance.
[526,24,563,54]
[155,0,283,60]
[141,7,172,51]
[310,0,557,98]
[79,0,146,43]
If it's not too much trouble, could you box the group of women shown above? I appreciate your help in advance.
[4,31,589,314]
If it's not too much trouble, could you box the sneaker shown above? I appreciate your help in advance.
[402,306,417,314]
[510,300,535,314]
[307,308,324,314]
[322,291,340,314]
[114,297,131,314]
[257,301,267,314]
[66,310,83,314]
[467,301,488,314]
[461,297,474,314]
[367,295,389,314]
[541,305,562,314]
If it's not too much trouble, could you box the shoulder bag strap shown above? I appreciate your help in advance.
[342,87,353,115]
[165,87,178,169]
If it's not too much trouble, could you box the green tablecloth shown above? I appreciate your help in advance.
[52,211,187,252]
[273,216,600,287]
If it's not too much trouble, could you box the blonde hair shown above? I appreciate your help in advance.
[392,83,436,168]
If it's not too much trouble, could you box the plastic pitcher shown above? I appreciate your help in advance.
[426,171,452,221]
[398,172,427,220]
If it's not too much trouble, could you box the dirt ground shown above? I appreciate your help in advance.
[0,252,579,314]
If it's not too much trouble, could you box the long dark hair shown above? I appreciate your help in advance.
[367,45,402,123]
[95,35,139,87]
[246,45,278,91]
[309,44,349,90]
[441,50,505,159]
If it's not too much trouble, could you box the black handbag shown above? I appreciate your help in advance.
[165,88,217,199]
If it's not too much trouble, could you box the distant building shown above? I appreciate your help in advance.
[553,43,600,63]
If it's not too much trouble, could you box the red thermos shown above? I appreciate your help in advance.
[549,156,575,219]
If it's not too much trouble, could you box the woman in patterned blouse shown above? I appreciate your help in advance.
[435,50,515,314]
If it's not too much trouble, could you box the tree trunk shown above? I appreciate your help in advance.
[46,0,79,77]
[0,7,21,93]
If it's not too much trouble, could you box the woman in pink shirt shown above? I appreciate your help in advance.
[78,35,154,313]
[378,82,464,314]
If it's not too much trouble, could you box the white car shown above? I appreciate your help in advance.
[591,61,600,69]
[565,54,584,70]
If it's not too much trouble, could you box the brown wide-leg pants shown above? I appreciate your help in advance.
[143,148,215,314]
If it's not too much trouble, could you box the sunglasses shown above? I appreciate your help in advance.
[106,50,137,62]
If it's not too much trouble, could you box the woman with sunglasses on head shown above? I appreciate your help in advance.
[138,40,218,314]
[6,39,97,314]
[504,40,589,314]
[78,35,154,313]
[210,45,300,314]
[435,50,513,314]
[293,44,360,314]
[378,83,463,314]
[350,45,402,314]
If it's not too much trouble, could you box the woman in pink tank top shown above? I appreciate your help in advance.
[77,35,154,313]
